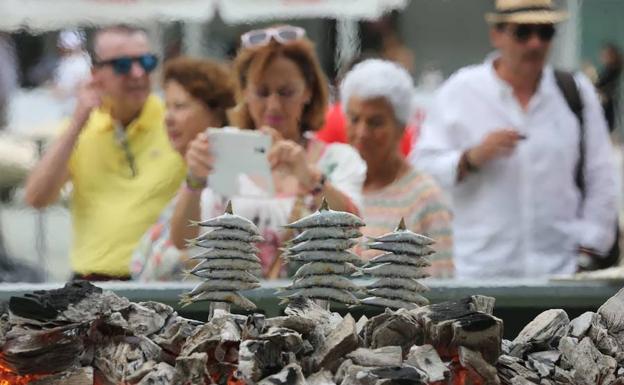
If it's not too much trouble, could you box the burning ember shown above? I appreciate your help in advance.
[0,281,622,385]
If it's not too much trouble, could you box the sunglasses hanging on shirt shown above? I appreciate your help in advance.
[240,25,306,48]
[94,54,159,75]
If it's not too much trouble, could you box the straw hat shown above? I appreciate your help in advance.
[485,0,568,24]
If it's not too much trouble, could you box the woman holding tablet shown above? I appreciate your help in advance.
[186,25,366,278]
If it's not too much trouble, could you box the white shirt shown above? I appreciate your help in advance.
[412,56,618,279]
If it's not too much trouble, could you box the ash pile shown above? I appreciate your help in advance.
[1,283,624,385]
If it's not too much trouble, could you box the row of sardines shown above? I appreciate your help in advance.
[180,198,435,312]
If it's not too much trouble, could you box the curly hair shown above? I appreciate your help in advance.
[230,37,328,133]
[163,56,236,126]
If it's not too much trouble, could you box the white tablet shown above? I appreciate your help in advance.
[206,127,274,197]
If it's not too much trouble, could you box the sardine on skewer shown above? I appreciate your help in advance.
[367,218,435,246]
[180,291,257,310]
[366,241,435,257]
[289,227,362,244]
[361,296,418,310]
[293,262,359,278]
[187,239,260,254]
[187,279,261,296]
[281,275,362,292]
[190,248,261,262]
[196,228,264,243]
[284,287,359,305]
[366,277,429,292]
[283,250,362,265]
[192,201,260,235]
[366,252,432,267]
[361,263,428,279]
[190,258,261,274]
[186,269,259,281]
[284,198,365,229]
[367,288,430,305]
[286,238,357,253]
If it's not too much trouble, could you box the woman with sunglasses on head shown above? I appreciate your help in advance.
[130,57,236,281]
[185,25,366,278]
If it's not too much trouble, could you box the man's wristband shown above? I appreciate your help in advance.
[185,173,207,191]
[462,150,479,172]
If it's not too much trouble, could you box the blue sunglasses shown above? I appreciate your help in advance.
[95,54,158,75]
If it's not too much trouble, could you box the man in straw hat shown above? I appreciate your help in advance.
[414,0,618,278]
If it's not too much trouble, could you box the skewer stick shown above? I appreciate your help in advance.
[209,301,231,320]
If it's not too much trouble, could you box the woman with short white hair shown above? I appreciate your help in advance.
[341,59,454,277]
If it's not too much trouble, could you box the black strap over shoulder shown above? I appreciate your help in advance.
[555,70,621,269]
[554,70,585,197]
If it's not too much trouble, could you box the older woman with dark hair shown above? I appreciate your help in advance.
[131,56,236,281]
[185,25,366,278]
[341,59,453,277]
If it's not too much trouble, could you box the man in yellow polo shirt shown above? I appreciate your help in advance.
[24,26,185,280]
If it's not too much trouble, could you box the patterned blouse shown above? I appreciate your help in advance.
[359,166,454,278]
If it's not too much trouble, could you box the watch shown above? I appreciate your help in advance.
[185,173,207,191]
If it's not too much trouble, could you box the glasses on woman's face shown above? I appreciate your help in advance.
[94,54,159,75]
[509,24,556,43]
[240,26,306,48]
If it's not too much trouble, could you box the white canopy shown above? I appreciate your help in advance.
[0,0,409,31]
[0,0,217,32]
[217,0,409,24]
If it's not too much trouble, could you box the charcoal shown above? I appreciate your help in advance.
[284,297,342,336]
[150,315,200,356]
[237,339,289,382]
[8,281,102,321]
[598,287,624,335]
[419,299,502,364]
[306,370,335,385]
[259,326,305,354]
[368,366,428,384]
[367,308,423,353]
[405,344,449,382]
[29,367,94,385]
[558,336,617,385]
[124,302,169,336]
[93,336,163,384]
[497,355,540,384]
[509,377,539,385]
[339,364,379,385]
[356,315,368,335]
[312,313,359,372]
[526,350,560,377]
[587,314,620,357]
[134,362,175,385]
[551,366,575,384]
[511,309,569,357]
[567,311,596,339]
[458,346,501,385]
[335,359,356,384]
[257,363,306,385]
[172,352,208,384]
[1,323,88,375]
[264,315,317,335]
[346,346,402,367]
[180,314,242,356]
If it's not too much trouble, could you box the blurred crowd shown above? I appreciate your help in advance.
[4,0,624,282]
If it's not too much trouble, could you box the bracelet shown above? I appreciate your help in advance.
[309,173,327,195]
[185,173,207,191]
